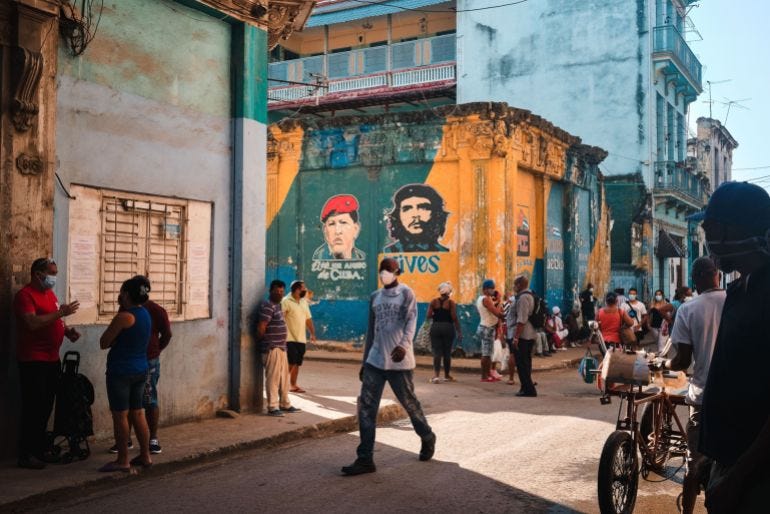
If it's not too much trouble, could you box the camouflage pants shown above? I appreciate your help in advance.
[357,364,433,460]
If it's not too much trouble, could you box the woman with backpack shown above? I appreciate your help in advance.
[426,282,462,383]
[596,292,634,351]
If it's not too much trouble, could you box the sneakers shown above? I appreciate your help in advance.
[149,439,162,454]
[109,440,134,454]
[283,406,302,414]
[267,409,285,417]
[480,377,496,382]
[419,433,436,461]
[429,377,441,384]
[341,458,377,476]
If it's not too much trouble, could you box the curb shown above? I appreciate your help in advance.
[1,404,406,512]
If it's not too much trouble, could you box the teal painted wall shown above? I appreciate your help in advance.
[59,0,231,117]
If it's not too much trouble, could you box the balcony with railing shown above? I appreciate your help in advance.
[268,34,456,110]
[652,25,703,100]
[654,161,709,207]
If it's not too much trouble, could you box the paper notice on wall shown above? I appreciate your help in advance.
[69,235,98,283]
[188,243,209,280]
[188,284,209,306]
[69,283,96,309]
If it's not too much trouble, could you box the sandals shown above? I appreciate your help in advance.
[130,456,153,469]
[507,380,516,385]
[98,461,130,473]
[290,387,306,393]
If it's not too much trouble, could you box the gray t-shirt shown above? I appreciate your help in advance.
[670,289,726,405]
[515,290,537,340]
[364,283,417,370]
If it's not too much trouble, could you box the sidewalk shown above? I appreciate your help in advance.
[0,363,404,510]
[307,341,586,373]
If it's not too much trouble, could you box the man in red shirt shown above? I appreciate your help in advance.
[14,258,81,469]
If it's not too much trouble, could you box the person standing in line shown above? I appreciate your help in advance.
[426,281,462,383]
[108,275,172,455]
[579,283,597,328]
[502,291,517,385]
[614,288,629,308]
[99,277,153,472]
[671,286,693,311]
[512,276,537,397]
[657,257,725,514]
[595,292,634,350]
[254,280,301,417]
[547,306,569,351]
[696,182,770,513]
[476,279,504,382]
[648,289,669,352]
[341,258,436,476]
[281,280,316,393]
[14,258,81,469]
[621,287,648,348]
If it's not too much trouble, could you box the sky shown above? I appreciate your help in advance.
[687,0,769,191]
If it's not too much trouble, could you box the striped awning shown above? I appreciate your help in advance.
[656,230,685,258]
[308,0,452,27]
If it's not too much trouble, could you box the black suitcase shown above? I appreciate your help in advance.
[49,351,94,463]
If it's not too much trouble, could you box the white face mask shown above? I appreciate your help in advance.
[655,295,663,302]
[379,270,396,286]
[628,294,637,301]
[683,296,693,303]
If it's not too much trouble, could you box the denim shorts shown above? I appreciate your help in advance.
[143,358,160,408]
[106,372,148,411]
[476,325,496,357]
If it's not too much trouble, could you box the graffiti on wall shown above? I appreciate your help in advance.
[311,194,367,281]
[384,184,449,253]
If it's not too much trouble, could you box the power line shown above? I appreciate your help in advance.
[732,165,770,171]
[346,0,530,13]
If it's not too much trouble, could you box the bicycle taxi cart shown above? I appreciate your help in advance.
[595,345,690,514]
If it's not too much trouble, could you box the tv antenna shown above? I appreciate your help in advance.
[702,79,731,118]
[714,97,750,126]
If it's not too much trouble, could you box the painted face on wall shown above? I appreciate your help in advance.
[323,212,360,259]
[399,196,433,235]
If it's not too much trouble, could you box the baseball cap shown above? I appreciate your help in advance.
[702,182,770,233]
[290,280,304,290]
[482,279,495,290]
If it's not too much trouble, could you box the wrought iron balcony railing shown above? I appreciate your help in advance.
[652,25,702,93]
[654,161,709,205]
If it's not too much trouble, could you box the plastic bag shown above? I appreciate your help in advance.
[492,338,504,363]
[414,319,432,355]
[578,348,599,384]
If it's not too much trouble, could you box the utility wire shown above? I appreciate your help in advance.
[345,0,530,13]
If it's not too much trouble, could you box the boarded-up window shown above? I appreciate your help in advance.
[66,185,212,324]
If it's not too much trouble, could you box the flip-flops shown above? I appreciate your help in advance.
[98,461,130,473]
[130,456,153,469]
[290,387,306,393]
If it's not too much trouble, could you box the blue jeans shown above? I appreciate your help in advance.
[357,364,433,461]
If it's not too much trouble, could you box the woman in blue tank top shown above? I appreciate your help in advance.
[98,276,152,472]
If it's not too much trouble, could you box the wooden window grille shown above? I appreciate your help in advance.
[100,194,186,317]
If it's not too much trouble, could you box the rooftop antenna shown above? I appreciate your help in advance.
[703,79,731,118]
[715,97,750,126]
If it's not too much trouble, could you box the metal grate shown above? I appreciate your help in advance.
[100,195,186,316]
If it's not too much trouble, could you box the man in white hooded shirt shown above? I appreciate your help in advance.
[341,258,436,476]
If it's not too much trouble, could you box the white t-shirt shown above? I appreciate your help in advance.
[622,300,647,332]
[669,289,726,405]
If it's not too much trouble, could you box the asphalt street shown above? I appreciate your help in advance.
[35,360,704,514]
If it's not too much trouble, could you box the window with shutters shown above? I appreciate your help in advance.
[100,194,186,317]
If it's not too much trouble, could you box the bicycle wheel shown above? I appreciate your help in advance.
[640,402,670,471]
[598,431,639,514]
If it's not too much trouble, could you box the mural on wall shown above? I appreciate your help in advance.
[384,183,449,253]
[311,194,367,281]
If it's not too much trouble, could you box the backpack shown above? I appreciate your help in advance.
[519,291,547,329]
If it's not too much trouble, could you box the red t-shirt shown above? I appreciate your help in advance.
[14,284,65,362]
[144,300,172,360]
[596,307,622,344]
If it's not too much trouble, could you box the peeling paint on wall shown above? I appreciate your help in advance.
[268,103,611,352]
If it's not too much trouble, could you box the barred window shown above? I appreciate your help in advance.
[66,185,212,324]
[100,195,186,316]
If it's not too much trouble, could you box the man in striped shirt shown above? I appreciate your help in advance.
[255,280,301,417]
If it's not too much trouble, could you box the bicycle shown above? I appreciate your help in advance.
[594,340,689,514]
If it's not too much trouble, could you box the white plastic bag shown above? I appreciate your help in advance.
[492,338,504,364]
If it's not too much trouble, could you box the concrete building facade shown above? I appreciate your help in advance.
[0,0,312,458]
[267,103,611,351]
